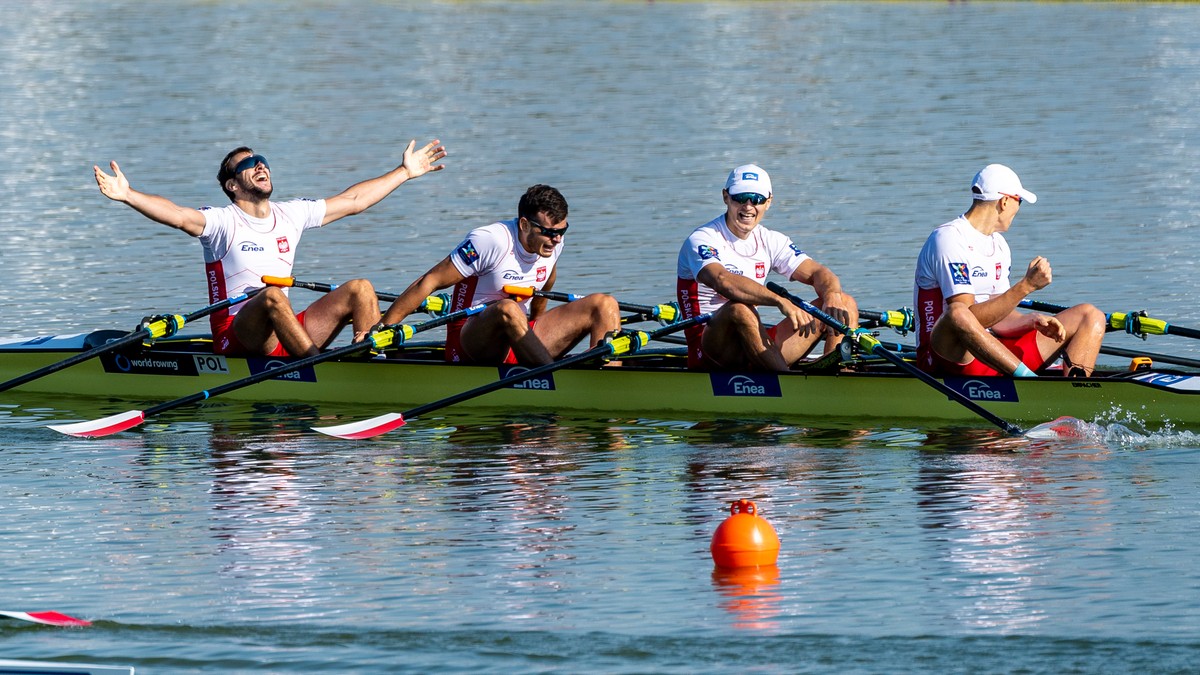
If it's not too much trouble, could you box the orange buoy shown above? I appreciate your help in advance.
[710,499,780,568]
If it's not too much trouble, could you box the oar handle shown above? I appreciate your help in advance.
[401,313,711,423]
[262,275,402,303]
[501,285,680,324]
[141,300,494,418]
[859,307,914,333]
[768,282,1023,435]
[1019,299,1200,340]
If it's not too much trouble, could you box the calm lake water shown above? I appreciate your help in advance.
[3,1,1200,673]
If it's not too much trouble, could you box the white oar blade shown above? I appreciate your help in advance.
[0,610,91,626]
[1024,415,1093,440]
[312,413,407,440]
[47,410,146,438]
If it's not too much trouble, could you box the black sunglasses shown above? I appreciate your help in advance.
[525,217,569,238]
[232,154,269,176]
[729,192,768,205]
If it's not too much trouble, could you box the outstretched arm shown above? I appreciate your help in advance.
[94,161,207,237]
[322,139,447,225]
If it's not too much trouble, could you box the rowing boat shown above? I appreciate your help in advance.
[2,330,1199,427]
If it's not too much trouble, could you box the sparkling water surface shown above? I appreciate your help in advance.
[2,2,1200,673]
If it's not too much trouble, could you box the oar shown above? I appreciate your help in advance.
[1095,344,1200,370]
[46,301,495,438]
[0,610,91,626]
[1020,299,1200,340]
[501,285,679,324]
[0,288,265,395]
[263,275,450,315]
[767,281,1024,435]
[312,313,712,440]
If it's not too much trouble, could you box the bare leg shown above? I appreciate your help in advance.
[533,294,622,357]
[459,300,553,366]
[701,302,790,371]
[231,287,317,357]
[930,302,1022,374]
[1034,303,1106,376]
[300,278,382,347]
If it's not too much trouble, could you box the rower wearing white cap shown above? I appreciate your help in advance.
[914,164,1105,378]
[676,164,859,371]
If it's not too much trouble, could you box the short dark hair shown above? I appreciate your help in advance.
[217,146,254,200]
[518,184,568,224]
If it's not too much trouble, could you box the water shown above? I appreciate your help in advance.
[3,1,1200,672]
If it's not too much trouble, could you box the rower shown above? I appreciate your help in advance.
[93,139,446,358]
[913,164,1106,378]
[378,185,621,367]
[675,163,860,372]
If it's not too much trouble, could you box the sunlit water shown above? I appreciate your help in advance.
[3,2,1200,673]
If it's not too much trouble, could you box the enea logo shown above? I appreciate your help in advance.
[944,377,1018,402]
[238,241,266,252]
[498,364,555,391]
[246,358,317,383]
[711,373,782,397]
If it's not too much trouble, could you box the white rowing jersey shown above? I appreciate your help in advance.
[198,198,326,333]
[913,215,1011,352]
[676,214,810,315]
[446,218,562,314]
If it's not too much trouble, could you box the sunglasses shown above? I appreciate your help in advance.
[729,192,768,205]
[525,217,569,238]
[1001,192,1023,205]
[232,154,269,175]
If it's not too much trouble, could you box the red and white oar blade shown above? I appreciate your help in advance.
[312,412,407,439]
[1024,415,1095,440]
[0,610,91,626]
[47,410,146,438]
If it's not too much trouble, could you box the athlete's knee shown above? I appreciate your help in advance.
[589,293,621,327]
[260,287,291,313]
[717,301,760,328]
[341,277,377,299]
[491,300,530,331]
[1078,303,1107,335]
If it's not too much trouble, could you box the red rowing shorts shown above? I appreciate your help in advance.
[212,311,307,357]
[919,328,1045,377]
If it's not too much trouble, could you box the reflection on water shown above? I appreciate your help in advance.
[711,565,782,632]
[916,455,1050,633]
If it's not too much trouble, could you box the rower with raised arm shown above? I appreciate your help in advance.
[93,139,446,358]
[913,164,1106,378]
[379,184,621,366]
[676,164,859,371]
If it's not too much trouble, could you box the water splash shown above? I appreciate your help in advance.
[1025,406,1200,448]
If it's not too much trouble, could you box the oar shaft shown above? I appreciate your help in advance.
[140,301,492,419]
[768,282,1023,435]
[1099,345,1200,369]
[0,287,264,394]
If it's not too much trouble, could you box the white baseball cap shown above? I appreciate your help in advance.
[725,164,772,197]
[971,164,1037,204]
